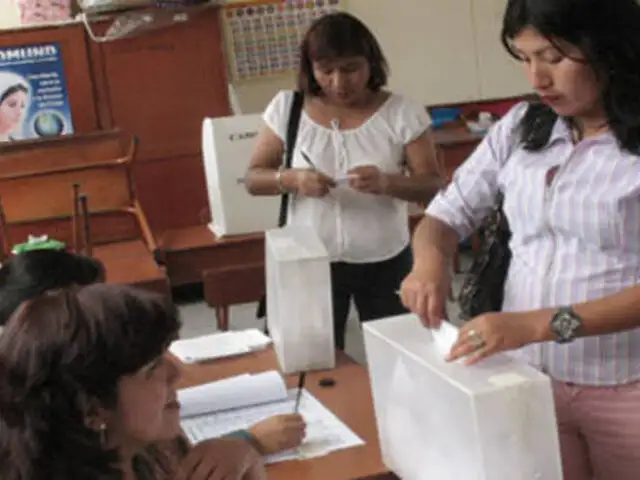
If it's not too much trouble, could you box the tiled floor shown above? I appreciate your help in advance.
[177,257,470,365]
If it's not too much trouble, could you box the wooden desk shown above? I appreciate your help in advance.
[161,212,425,288]
[160,226,264,286]
[179,349,397,480]
[163,212,425,330]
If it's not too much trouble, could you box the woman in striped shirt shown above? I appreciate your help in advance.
[401,0,640,478]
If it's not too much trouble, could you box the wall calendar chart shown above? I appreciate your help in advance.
[222,0,342,81]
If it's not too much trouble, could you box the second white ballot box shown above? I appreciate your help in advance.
[266,225,335,374]
[363,314,562,480]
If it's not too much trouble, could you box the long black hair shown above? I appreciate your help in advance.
[0,284,181,480]
[501,0,640,154]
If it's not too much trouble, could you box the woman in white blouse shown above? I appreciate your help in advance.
[245,12,443,350]
[401,0,640,478]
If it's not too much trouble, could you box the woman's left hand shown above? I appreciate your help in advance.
[347,165,389,195]
[446,312,545,365]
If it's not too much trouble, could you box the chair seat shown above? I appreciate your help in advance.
[93,240,169,296]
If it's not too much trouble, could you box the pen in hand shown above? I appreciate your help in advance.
[294,372,306,413]
[300,151,317,171]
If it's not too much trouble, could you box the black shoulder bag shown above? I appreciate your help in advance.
[456,123,522,322]
[256,91,304,320]
[457,193,511,321]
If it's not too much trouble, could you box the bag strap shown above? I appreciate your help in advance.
[278,91,304,227]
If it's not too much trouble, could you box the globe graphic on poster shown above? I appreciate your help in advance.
[33,111,65,137]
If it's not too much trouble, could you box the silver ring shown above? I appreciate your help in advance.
[468,329,485,349]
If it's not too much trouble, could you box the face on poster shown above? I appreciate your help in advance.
[0,42,74,143]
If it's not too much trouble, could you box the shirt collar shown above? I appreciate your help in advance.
[549,117,616,146]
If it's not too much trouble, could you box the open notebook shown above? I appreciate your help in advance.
[179,371,364,463]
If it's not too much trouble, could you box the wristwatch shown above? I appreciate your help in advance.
[550,306,583,344]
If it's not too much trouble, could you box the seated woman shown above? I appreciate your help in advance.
[0,249,105,329]
[0,283,266,479]
[0,252,305,473]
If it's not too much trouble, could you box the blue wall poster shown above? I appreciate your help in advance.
[0,42,74,143]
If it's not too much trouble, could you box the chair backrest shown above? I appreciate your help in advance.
[0,130,132,177]
[0,198,8,262]
[0,130,135,219]
[0,190,92,260]
[0,130,155,255]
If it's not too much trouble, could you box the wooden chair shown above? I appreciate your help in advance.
[0,184,91,258]
[0,131,168,295]
[0,130,155,251]
[203,262,265,331]
[70,183,93,256]
[0,198,8,263]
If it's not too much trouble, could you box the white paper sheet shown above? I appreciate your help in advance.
[181,389,364,464]
[170,329,272,364]
[334,174,358,186]
[431,321,459,358]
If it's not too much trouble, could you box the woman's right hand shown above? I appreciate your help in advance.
[399,255,451,329]
[285,169,335,197]
[248,414,306,455]
[174,436,265,480]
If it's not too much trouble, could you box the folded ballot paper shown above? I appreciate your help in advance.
[169,329,272,364]
[363,314,562,480]
[178,370,363,463]
[266,225,335,374]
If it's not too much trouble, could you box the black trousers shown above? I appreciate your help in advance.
[331,246,412,350]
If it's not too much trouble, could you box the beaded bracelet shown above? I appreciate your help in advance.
[275,166,287,193]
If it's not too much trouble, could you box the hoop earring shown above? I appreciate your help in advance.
[98,423,107,447]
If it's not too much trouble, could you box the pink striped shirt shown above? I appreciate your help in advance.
[427,102,640,386]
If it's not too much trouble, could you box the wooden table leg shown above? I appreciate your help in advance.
[215,305,230,331]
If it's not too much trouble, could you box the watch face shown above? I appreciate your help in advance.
[553,310,581,342]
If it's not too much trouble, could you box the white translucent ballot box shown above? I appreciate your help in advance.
[202,114,280,237]
[363,314,562,480]
[266,225,335,374]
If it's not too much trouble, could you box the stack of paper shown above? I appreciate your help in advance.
[170,329,272,364]
[179,370,364,464]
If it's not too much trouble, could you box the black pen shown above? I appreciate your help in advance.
[294,372,306,413]
[300,151,317,171]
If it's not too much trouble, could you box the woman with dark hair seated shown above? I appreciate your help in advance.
[0,249,105,327]
[0,284,267,479]
[0,250,306,461]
